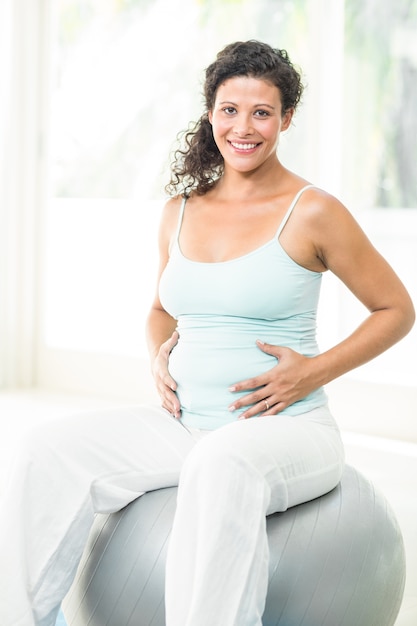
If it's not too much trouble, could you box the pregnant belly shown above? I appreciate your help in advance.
[168,318,283,420]
[168,316,325,428]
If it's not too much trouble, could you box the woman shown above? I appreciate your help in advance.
[0,40,414,626]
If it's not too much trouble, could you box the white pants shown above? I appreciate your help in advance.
[0,404,344,626]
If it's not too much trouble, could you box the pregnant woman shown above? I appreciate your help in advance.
[1,40,414,626]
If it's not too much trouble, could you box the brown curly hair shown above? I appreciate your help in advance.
[166,40,303,197]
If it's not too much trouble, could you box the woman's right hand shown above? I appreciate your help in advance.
[152,330,181,418]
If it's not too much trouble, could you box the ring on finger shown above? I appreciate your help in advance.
[264,399,270,411]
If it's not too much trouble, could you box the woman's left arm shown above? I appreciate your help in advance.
[229,193,415,418]
[311,195,415,379]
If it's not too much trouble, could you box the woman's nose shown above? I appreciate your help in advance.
[233,115,254,136]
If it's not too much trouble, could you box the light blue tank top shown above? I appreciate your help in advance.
[159,185,327,429]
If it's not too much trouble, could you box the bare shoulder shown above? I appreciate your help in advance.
[299,187,371,263]
[160,195,184,225]
[299,187,400,299]
[300,186,354,226]
[158,195,184,244]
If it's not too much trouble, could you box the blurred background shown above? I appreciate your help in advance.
[0,1,416,623]
[1,0,416,429]
[1,0,416,416]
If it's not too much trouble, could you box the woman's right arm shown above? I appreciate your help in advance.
[145,197,182,418]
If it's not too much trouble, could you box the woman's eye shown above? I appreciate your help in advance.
[222,107,236,115]
[254,109,270,117]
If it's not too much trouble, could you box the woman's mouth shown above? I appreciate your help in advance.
[228,141,260,153]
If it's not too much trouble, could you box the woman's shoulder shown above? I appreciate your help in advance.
[297,186,376,268]
[163,194,185,210]
[294,184,352,226]
[284,180,365,252]
[157,195,185,248]
[160,194,185,222]
[274,170,340,212]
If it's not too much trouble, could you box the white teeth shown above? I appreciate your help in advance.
[230,142,258,150]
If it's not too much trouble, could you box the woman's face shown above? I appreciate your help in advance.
[208,75,293,174]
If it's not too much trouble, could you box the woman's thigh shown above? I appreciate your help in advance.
[9,405,198,514]
[191,406,345,514]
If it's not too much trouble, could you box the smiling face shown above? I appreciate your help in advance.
[208,75,293,174]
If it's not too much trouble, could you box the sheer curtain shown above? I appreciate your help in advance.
[0,0,50,388]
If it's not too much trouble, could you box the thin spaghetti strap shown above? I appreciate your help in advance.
[275,184,315,238]
[170,196,187,253]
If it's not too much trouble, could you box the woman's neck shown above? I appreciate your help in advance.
[214,160,290,201]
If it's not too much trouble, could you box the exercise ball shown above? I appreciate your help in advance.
[63,465,405,626]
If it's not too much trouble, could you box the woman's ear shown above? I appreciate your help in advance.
[208,110,213,124]
[281,108,294,131]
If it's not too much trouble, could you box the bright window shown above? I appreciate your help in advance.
[343,0,417,209]
[42,0,317,359]
[38,0,416,394]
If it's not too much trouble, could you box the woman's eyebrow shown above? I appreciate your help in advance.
[218,101,276,110]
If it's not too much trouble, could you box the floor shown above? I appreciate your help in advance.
[0,388,416,625]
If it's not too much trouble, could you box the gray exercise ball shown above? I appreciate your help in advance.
[63,465,406,626]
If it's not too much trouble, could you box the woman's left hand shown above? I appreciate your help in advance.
[228,340,318,419]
